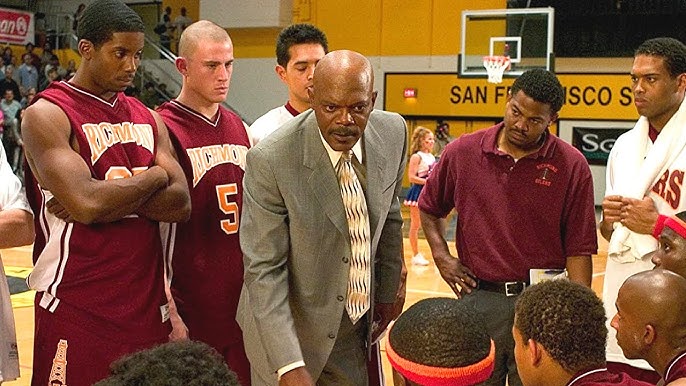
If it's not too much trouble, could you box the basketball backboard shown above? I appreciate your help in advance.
[459,7,554,78]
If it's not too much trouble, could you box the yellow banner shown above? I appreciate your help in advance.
[385,73,639,121]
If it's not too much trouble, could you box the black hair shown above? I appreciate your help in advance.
[510,68,564,114]
[93,340,239,386]
[77,0,145,48]
[276,24,328,67]
[636,37,686,78]
[389,297,491,368]
[514,280,607,374]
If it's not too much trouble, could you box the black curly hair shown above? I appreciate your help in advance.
[510,68,564,114]
[77,0,145,48]
[514,280,607,374]
[389,297,491,368]
[276,24,328,67]
[93,340,239,386]
[635,37,686,78]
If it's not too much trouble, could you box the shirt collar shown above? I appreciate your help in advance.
[318,129,363,167]
[481,122,555,159]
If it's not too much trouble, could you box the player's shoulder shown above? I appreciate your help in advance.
[250,106,287,129]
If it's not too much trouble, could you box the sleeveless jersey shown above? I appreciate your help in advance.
[665,352,686,384]
[157,100,250,344]
[26,81,170,343]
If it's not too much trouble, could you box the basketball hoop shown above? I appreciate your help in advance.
[483,56,511,84]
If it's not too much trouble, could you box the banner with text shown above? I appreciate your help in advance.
[0,7,34,45]
[571,126,630,165]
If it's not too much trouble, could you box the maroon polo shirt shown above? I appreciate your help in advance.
[418,122,598,282]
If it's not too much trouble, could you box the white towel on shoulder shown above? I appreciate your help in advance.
[608,96,686,262]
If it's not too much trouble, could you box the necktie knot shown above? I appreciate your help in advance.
[340,150,352,164]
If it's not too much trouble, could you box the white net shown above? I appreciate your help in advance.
[483,56,511,84]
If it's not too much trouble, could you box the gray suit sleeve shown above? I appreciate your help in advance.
[240,146,304,371]
[374,114,408,303]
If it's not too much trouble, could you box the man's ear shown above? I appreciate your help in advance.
[175,57,188,76]
[78,39,94,60]
[644,324,657,345]
[528,339,544,367]
[677,72,686,92]
[275,65,287,83]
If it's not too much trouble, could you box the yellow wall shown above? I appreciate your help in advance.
[218,0,505,58]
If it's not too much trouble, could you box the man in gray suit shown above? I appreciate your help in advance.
[238,50,407,386]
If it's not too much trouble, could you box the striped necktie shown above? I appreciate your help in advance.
[337,150,371,324]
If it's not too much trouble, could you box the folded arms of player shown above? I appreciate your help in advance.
[22,99,190,224]
[133,111,190,223]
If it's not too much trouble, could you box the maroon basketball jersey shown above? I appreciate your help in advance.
[158,100,249,344]
[26,81,170,343]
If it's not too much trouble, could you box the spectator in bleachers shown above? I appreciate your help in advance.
[39,67,60,92]
[2,47,14,67]
[44,54,66,80]
[0,67,21,102]
[0,89,23,174]
[20,87,36,109]
[16,53,38,97]
[39,42,53,73]
[22,43,41,70]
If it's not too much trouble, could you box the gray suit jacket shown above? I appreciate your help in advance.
[237,109,407,383]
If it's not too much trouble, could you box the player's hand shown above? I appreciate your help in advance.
[46,197,74,222]
[279,367,314,386]
[620,196,659,235]
[434,252,477,298]
[602,195,624,224]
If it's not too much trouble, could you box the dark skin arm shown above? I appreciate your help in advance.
[420,210,477,298]
[22,99,169,224]
[566,255,592,287]
[134,111,190,223]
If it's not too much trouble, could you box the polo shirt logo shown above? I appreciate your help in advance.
[535,163,558,186]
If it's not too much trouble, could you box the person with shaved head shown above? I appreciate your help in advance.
[156,20,252,386]
[238,50,407,385]
[611,269,686,385]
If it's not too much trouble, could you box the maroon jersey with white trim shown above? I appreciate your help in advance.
[158,100,249,344]
[26,81,170,342]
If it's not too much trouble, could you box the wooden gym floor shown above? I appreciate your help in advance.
[0,214,609,385]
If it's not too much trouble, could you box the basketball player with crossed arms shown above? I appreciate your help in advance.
[21,1,190,385]
[157,20,252,386]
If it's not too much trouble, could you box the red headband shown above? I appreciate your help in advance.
[653,214,686,239]
[386,338,495,386]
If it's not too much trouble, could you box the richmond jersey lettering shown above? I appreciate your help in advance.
[26,81,170,343]
[158,100,249,345]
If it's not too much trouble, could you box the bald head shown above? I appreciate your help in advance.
[620,269,686,343]
[178,20,232,59]
[313,50,374,92]
[308,50,377,152]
